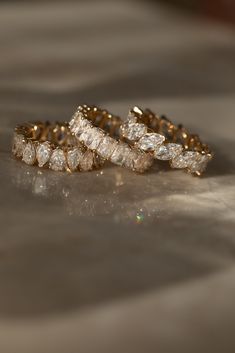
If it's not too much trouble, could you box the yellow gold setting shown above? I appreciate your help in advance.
[120,106,213,176]
[12,121,104,172]
[69,105,154,173]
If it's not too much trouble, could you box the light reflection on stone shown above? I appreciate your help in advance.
[10,163,160,222]
[9,161,224,224]
[33,174,48,196]
[136,211,145,224]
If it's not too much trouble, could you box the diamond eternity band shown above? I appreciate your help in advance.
[12,122,104,172]
[120,106,212,176]
[69,105,154,173]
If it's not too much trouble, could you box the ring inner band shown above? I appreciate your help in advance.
[15,121,75,147]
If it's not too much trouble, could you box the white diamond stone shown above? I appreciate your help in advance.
[171,151,199,169]
[154,143,183,160]
[22,141,36,165]
[110,142,132,166]
[96,136,118,159]
[79,126,94,145]
[74,117,92,138]
[171,154,187,169]
[36,142,52,167]
[79,150,94,171]
[69,112,83,133]
[49,149,67,171]
[137,133,165,151]
[121,122,147,141]
[184,152,200,168]
[189,154,210,174]
[67,147,83,171]
[12,133,26,157]
[88,128,104,150]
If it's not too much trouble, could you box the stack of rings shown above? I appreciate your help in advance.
[69,105,154,173]
[12,104,212,176]
[12,121,104,172]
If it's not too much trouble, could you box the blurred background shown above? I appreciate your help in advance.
[0,0,235,129]
[159,0,235,24]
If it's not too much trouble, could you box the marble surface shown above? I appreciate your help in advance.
[0,1,235,352]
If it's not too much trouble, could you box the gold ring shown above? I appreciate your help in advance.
[120,106,212,176]
[69,105,154,173]
[12,121,104,172]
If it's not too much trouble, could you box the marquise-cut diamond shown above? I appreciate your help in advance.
[154,143,182,160]
[67,147,83,171]
[49,149,67,171]
[80,150,94,171]
[12,133,26,157]
[36,142,52,167]
[121,122,147,141]
[184,152,200,168]
[189,154,210,174]
[137,133,165,151]
[110,142,131,166]
[171,151,199,169]
[171,154,187,169]
[22,141,36,165]
[97,136,117,159]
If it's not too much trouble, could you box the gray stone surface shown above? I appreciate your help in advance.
[0,1,235,352]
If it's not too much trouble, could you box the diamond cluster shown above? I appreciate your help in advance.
[70,112,153,173]
[12,131,101,172]
[120,119,182,161]
[120,116,211,174]
[171,152,211,175]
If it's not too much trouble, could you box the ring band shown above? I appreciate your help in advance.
[12,121,104,172]
[69,105,154,173]
[120,106,212,176]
